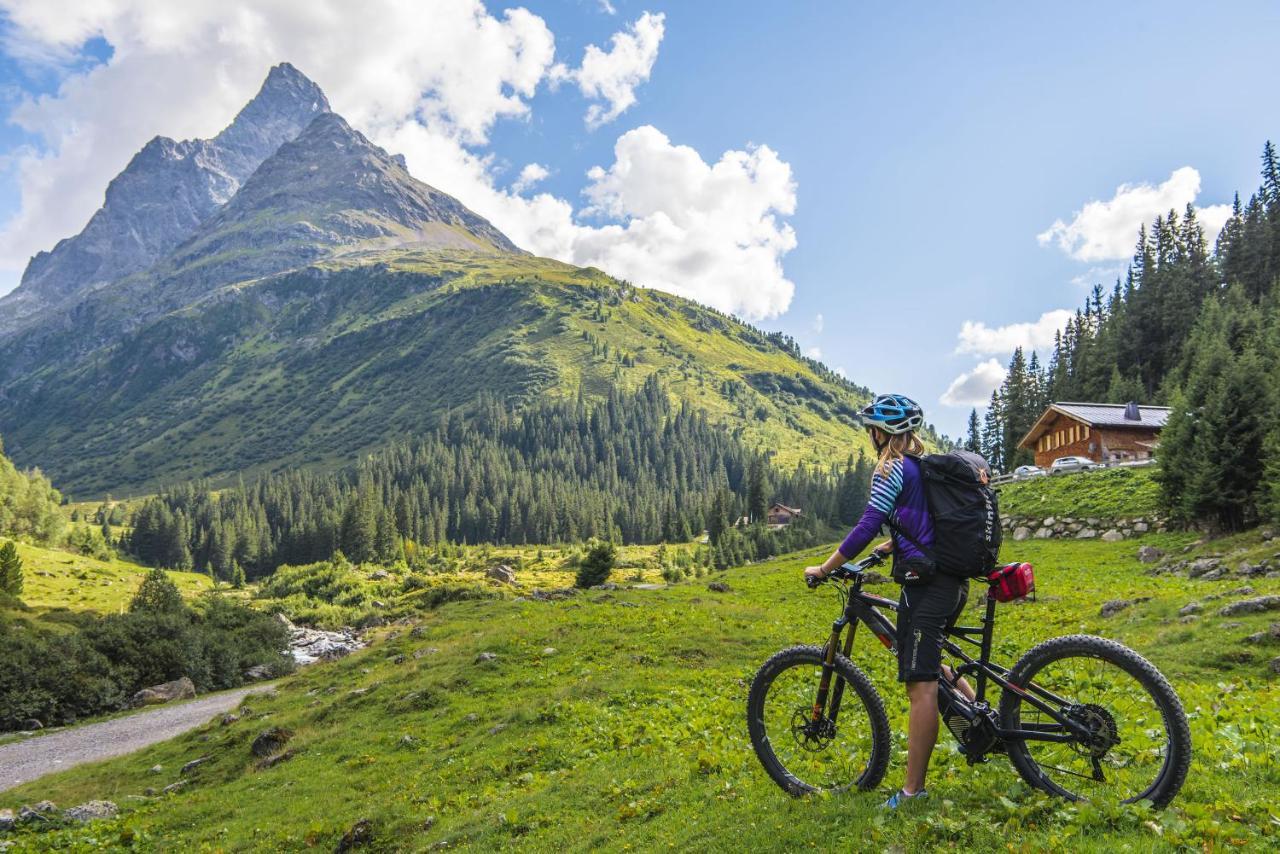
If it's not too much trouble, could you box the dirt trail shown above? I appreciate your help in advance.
[0,685,269,794]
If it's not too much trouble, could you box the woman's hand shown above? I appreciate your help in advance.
[803,565,828,583]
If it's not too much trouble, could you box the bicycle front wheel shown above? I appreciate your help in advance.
[746,644,890,796]
[999,634,1191,808]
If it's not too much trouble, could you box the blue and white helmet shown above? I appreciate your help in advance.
[858,394,924,435]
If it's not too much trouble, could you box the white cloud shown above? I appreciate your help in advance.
[804,346,821,360]
[812,312,824,334]
[941,359,1007,407]
[511,162,549,193]
[598,0,617,14]
[0,1,798,319]
[955,309,1074,357]
[834,366,847,379]
[553,11,664,129]
[1037,166,1230,262]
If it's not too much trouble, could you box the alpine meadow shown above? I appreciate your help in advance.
[2,3,1280,853]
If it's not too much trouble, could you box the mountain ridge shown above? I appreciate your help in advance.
[0,63,330,331]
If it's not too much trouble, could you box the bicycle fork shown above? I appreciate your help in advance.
[812,616,858,723]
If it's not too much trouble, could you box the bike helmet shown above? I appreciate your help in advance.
[858,393,924,435]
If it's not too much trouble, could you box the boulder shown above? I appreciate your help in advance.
[542,647,558,656]
[1100,599,1133,617]
[286,622,364,666]
[1042,517,1057,528]
[251,727,293,758]
[162,780,187,794]
[1219,595,1280,617]
[486,565,516,584]
[63,801,118,823]
[1011,526,1031,541]
[221,714,240,726]
[244,664,274,681]
[1178,602,1203,617]
[1136,545,1165,564]
[1100,529,1124,542]
[130,676,196,708]
[0,809,14,831]
[1076,528,1097,539]
[1133,521,1150,533]
[369,569,390,581]
[255,749,296,770]
[336,818,374,852]
[1187,558,1223,579]
[707,581,731,593]
[1272,656,1280,676]
[18,801,58,823]
[1262,529,1275,541]
[149,764,164,774]
[475,652,499,663]
[180,756,211,775]
[1034,527,1053,539]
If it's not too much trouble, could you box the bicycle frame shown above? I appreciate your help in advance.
[815,562,1090,748]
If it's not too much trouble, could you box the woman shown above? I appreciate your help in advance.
[804,393,973,808]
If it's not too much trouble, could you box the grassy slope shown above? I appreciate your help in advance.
[4,250,885,498]
[9,539,211,617]
[997,466,1161,520]
[4,534,1278,852]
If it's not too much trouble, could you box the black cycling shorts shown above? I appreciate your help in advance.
[896,575,968,683]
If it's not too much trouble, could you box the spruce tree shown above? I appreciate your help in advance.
[0,540,22,597]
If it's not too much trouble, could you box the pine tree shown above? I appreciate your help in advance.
[129,568,186,614]
[0,540,22,597]
[964,410,982,453]
[231,561,246,589]
[747,457,767,524]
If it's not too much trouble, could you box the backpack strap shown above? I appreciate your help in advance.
[884,517,934,561]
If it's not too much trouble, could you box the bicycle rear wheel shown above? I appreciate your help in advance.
[999,634,1191,808]
[747,644,890,796]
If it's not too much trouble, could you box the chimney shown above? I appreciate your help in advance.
[1123,401,1141,421]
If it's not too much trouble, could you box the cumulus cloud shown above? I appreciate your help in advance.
[955,309,1074,357]
[941,359,1007,407]
[511,162,549,193]
[0,1,798,319]
[553,11,664,128]
[804,346,821,360]
[1037,166,1231,261]
[812,312,824,334]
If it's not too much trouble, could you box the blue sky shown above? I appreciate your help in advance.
[2,1,1279,437]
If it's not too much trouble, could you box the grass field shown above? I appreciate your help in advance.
[7,539,212,618]
[997,465,1162,520]
[3,530,1278,851]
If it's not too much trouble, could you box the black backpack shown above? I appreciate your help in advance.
[888,451,1001,579]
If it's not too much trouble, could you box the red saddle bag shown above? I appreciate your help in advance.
[988,562,1035,602]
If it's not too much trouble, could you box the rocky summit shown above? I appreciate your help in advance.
[0,63,329,332]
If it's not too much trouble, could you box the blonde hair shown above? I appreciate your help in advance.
[871,429,925,477]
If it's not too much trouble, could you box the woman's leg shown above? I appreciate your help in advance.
[904,679,940,794]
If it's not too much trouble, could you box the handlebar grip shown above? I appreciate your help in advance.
[805,574,822,589]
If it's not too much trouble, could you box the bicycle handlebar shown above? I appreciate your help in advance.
[805,552,886,588]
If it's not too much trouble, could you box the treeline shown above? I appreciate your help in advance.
[0,435,64,544]
[127,377,868,579]
[972,141,1280,530]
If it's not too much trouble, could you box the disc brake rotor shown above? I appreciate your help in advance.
[790,707,836,751]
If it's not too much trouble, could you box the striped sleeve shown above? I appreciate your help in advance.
[866,459,904,515]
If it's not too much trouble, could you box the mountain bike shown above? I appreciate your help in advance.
[746,553,1191,808]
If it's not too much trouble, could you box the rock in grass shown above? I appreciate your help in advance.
[707,581,731,593]
[63,801,118,823]
[180,756,211,775]
[255,749,296,770]
[130,676,196,708]
[1012,526,1031,541]
[17,801,58,822]
[541,647,557,656]
[251,727,293,758]
[0,809,14,831]
[1219,595,1280,617]
[149,764,164,774]
[1188,558,1223,579]
[336,818,374,852]
[475,652,498,663]
[1100,599,1134,618]
[486,565,516,584]
[162,781,187,794]
[1101,529,1124,542]
[1178,602,1203,617]
[1271,656,1280,676]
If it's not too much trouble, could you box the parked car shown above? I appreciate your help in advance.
[1012,465,1046,479]
[1049,456,1096,475]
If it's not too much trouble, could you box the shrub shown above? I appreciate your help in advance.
[575,540,617,589]
[0,540,22,596]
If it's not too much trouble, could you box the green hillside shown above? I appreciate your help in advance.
[5,533,1277,852]
[2,250,886,498]
[997,466,1161,519]
[9,539,211,617]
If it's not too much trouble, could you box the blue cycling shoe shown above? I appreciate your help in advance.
[882,789,928,809]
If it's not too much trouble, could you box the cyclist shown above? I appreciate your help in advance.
[804,393,973,808]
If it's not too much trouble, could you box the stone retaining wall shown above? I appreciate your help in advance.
[999,514,1167,542]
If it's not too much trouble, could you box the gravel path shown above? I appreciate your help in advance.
[0,685,270,793]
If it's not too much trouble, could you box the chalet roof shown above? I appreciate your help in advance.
[769,503,802,515]
[1018,402,1172,450]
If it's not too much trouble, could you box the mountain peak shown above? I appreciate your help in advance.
[212,63,330,182]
